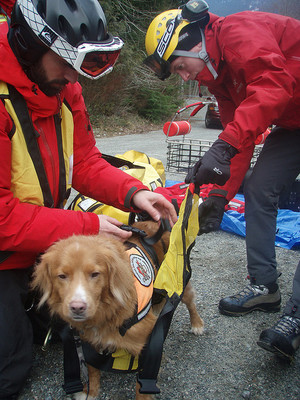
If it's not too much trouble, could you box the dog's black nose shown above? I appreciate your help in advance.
[69,300,87,316]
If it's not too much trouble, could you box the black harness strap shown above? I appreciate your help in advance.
[59,326,84,395]
[139,219,171,270]
[137,298,175,394]
[142,219,171,247]
[137,191,195,395]
[53,113,67,208]
[0,95,16,139]
[8,85,54,208]
[7,85,68,208]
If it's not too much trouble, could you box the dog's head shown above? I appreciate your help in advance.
[32,234,136,325]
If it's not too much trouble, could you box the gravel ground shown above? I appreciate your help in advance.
[18,116,300,400]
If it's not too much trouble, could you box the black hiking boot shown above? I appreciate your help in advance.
[257,315,300,361]
[218,283,281,316]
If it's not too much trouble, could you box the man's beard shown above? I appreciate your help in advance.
[26,59,68,97]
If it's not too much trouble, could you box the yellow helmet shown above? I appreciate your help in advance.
[144,0,211,80]
[145,9,189,63]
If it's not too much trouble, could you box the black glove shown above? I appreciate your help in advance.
[198,195,228,234]
[185,139,238,187]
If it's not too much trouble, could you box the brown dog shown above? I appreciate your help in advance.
[32,221,204,400]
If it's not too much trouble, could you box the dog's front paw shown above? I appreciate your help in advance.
[190,316,205,335]
[191,324,204,335]
[73,392,97,400]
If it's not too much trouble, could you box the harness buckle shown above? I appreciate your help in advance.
[62,381,84,395]
[137,378,161,394]
[120,224,147,237]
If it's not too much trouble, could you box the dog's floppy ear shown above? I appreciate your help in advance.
[100,244,135,308]
[31,253,53,308]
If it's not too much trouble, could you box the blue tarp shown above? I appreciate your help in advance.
[221,209,300,249]
[221,194,300,250]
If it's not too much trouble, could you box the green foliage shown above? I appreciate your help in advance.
[134,85,182,122]
[80,1,183,130]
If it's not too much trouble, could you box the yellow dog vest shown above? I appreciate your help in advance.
[118,244,155,337]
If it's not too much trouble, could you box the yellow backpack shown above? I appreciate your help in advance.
[69,151,165,224]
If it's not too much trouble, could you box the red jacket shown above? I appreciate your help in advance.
[197,11,300,200]
[0,23,148,270]
[0,0,14,17]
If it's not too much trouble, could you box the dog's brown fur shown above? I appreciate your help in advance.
[32,221,204,400]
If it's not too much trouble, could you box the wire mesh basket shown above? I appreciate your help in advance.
[164,101,264,175]
[166,137,264,175]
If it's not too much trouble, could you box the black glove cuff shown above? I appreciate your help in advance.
[209,195,228,208]
[214,138,238,158]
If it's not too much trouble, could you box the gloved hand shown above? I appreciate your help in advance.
[185,139,238,187]
[198,195,228,234]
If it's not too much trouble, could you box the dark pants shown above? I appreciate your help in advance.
[0,268,51,399]
[0,269,32,399]
[244,127,300,317]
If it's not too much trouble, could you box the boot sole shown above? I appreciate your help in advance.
[218,304,281,317]
[257,339,294,362]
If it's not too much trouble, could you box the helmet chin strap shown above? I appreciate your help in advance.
[171,29,218,80]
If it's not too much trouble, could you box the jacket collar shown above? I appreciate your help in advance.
[196,13,224,86]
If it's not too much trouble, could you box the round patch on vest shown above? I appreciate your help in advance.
[130,254,154,287]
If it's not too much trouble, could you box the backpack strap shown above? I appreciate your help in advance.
[7,85,55,208]
[0,5,8,23]
[0,94,16,139]
[53,113,67,208]
[7,84,67,208]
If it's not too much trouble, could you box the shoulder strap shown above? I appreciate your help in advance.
[53,113,67,208]
[0,94,16,139]
[7,84,67,208]
[0,6,8,23]
[7,85,54,208]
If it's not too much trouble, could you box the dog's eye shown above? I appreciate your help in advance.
[91,272,100,278]
[58,274,67,280]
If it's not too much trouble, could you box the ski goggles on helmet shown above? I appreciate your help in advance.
[73,37,124,80]
[143,54,171,81]
[144,16,180,81]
